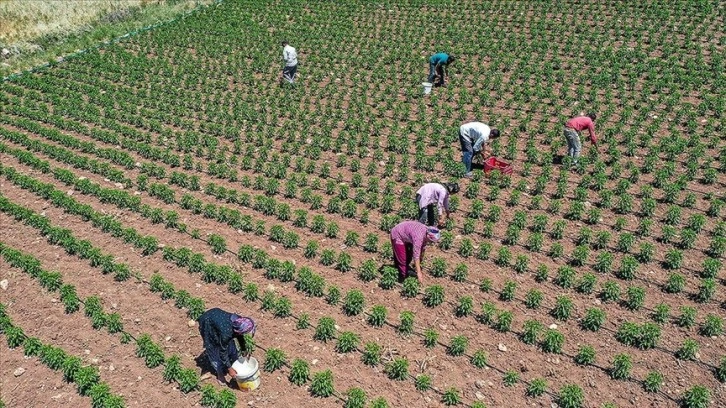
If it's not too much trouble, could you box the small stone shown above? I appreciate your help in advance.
[497,343,507,352]
[84,349,91,355]
[549,323,558,329]
[187,320,196,327]
[475,380,486,389]
[270,245,276,251]
[78,176,87,180]
[313,346,319,352]
[1,48,10,58]
[594,299,602,305]
[475,391,485,400]
[111,303,118,309]
[67,190,74,196]
[311,359,318,365]
[247,401,254,406]
[135,162,142,167]
[425,396,432,403]
[50,298,58,303]
[0,279,8,290]
[134,191,141,195]
[109,365,115,371]
[134,318,141,324]
[13,367,25,377]
[91,358,100,364]
[165,336,172,342]
[334,325,340,330]
[114,183,123,188]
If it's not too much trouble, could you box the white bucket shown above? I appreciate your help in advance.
[232,357,261,391]
[422,82,433,94]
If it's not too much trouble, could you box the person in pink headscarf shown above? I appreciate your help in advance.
[198,308,256,385]
[390,220,441,284]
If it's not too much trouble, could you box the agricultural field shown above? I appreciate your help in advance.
[0,0,724,407]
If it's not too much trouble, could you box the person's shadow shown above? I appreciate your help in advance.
[194,352,238,389]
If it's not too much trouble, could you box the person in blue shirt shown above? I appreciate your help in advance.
[428,52,455,86]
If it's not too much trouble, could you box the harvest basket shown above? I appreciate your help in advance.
[482,156,513,175]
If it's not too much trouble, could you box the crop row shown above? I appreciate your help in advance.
[1,137,721,323]
[2,155,719,398]
[1,139,722,344]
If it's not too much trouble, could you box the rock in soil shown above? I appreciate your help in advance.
[13,367,25,377]
[0,279,8,290]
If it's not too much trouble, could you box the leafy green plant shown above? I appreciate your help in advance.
[344,387,367,408]
[314,317,336,342]
[700,314,723,337]
[448,335,468,356]
[441,387,461,406]
[398,311,415,336]
[336,331,360,354]
[423,285,444,307]
[361,342,381,366]
[503,370,519,387]
[680,385,710,408]
[385,358,409,381]
[263,348,287,372]
[309,370,335,397]
[557,384,585,408]
[575,345,596,366]
[643,370,664,393]
[288,359,310,386]
[540,329,564,354]
[527,378,547,397]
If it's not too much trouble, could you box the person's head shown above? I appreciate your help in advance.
[490,128,501,139]
[281,40,288,47]
[447,55,455,64]
[426,227,441,243]
[230,314,256,337]
[444,182,460,194]
[586,113,597,121]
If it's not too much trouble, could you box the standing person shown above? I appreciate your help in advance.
[281,40,298,85]
[390,220,441,283]
[428,52,455,87]
[198,308,256,385]
[459,121,500,178]
[416,182,459,227]
[563,113,598,163]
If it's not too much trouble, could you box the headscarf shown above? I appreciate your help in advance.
[426,227,441,242]
[230,314,256,336]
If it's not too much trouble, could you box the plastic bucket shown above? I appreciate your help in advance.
[232,357,261,391]
[422,82,433,94]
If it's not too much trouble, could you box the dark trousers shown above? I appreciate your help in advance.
[428,63,445,85]
[206,342,239,376]
[459,131,474,173]
[416,194,436,226]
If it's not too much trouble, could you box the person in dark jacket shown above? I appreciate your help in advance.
[198,308,256,385]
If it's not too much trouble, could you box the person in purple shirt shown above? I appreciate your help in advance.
[390,220,441,283]
[416,182,459,227]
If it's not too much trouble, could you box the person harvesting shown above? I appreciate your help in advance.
[459,121,500,178]
[563,113,598,163]
[416,182,459,227]
[428,52,455,87]
[390,220,441,284]
[198,308,256,385]
[280,40,298,84]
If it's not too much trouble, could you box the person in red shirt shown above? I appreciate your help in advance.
[563,113,598,163]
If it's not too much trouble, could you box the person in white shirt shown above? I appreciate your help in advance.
[459,121,500,178]
[281,40,298,84]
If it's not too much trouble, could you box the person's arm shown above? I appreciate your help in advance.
[413,257,423,284]
[587,120,597,146]
[473,133,486,153]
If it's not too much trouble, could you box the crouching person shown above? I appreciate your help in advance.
[390,220,441,284]
[198,308,256,385]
